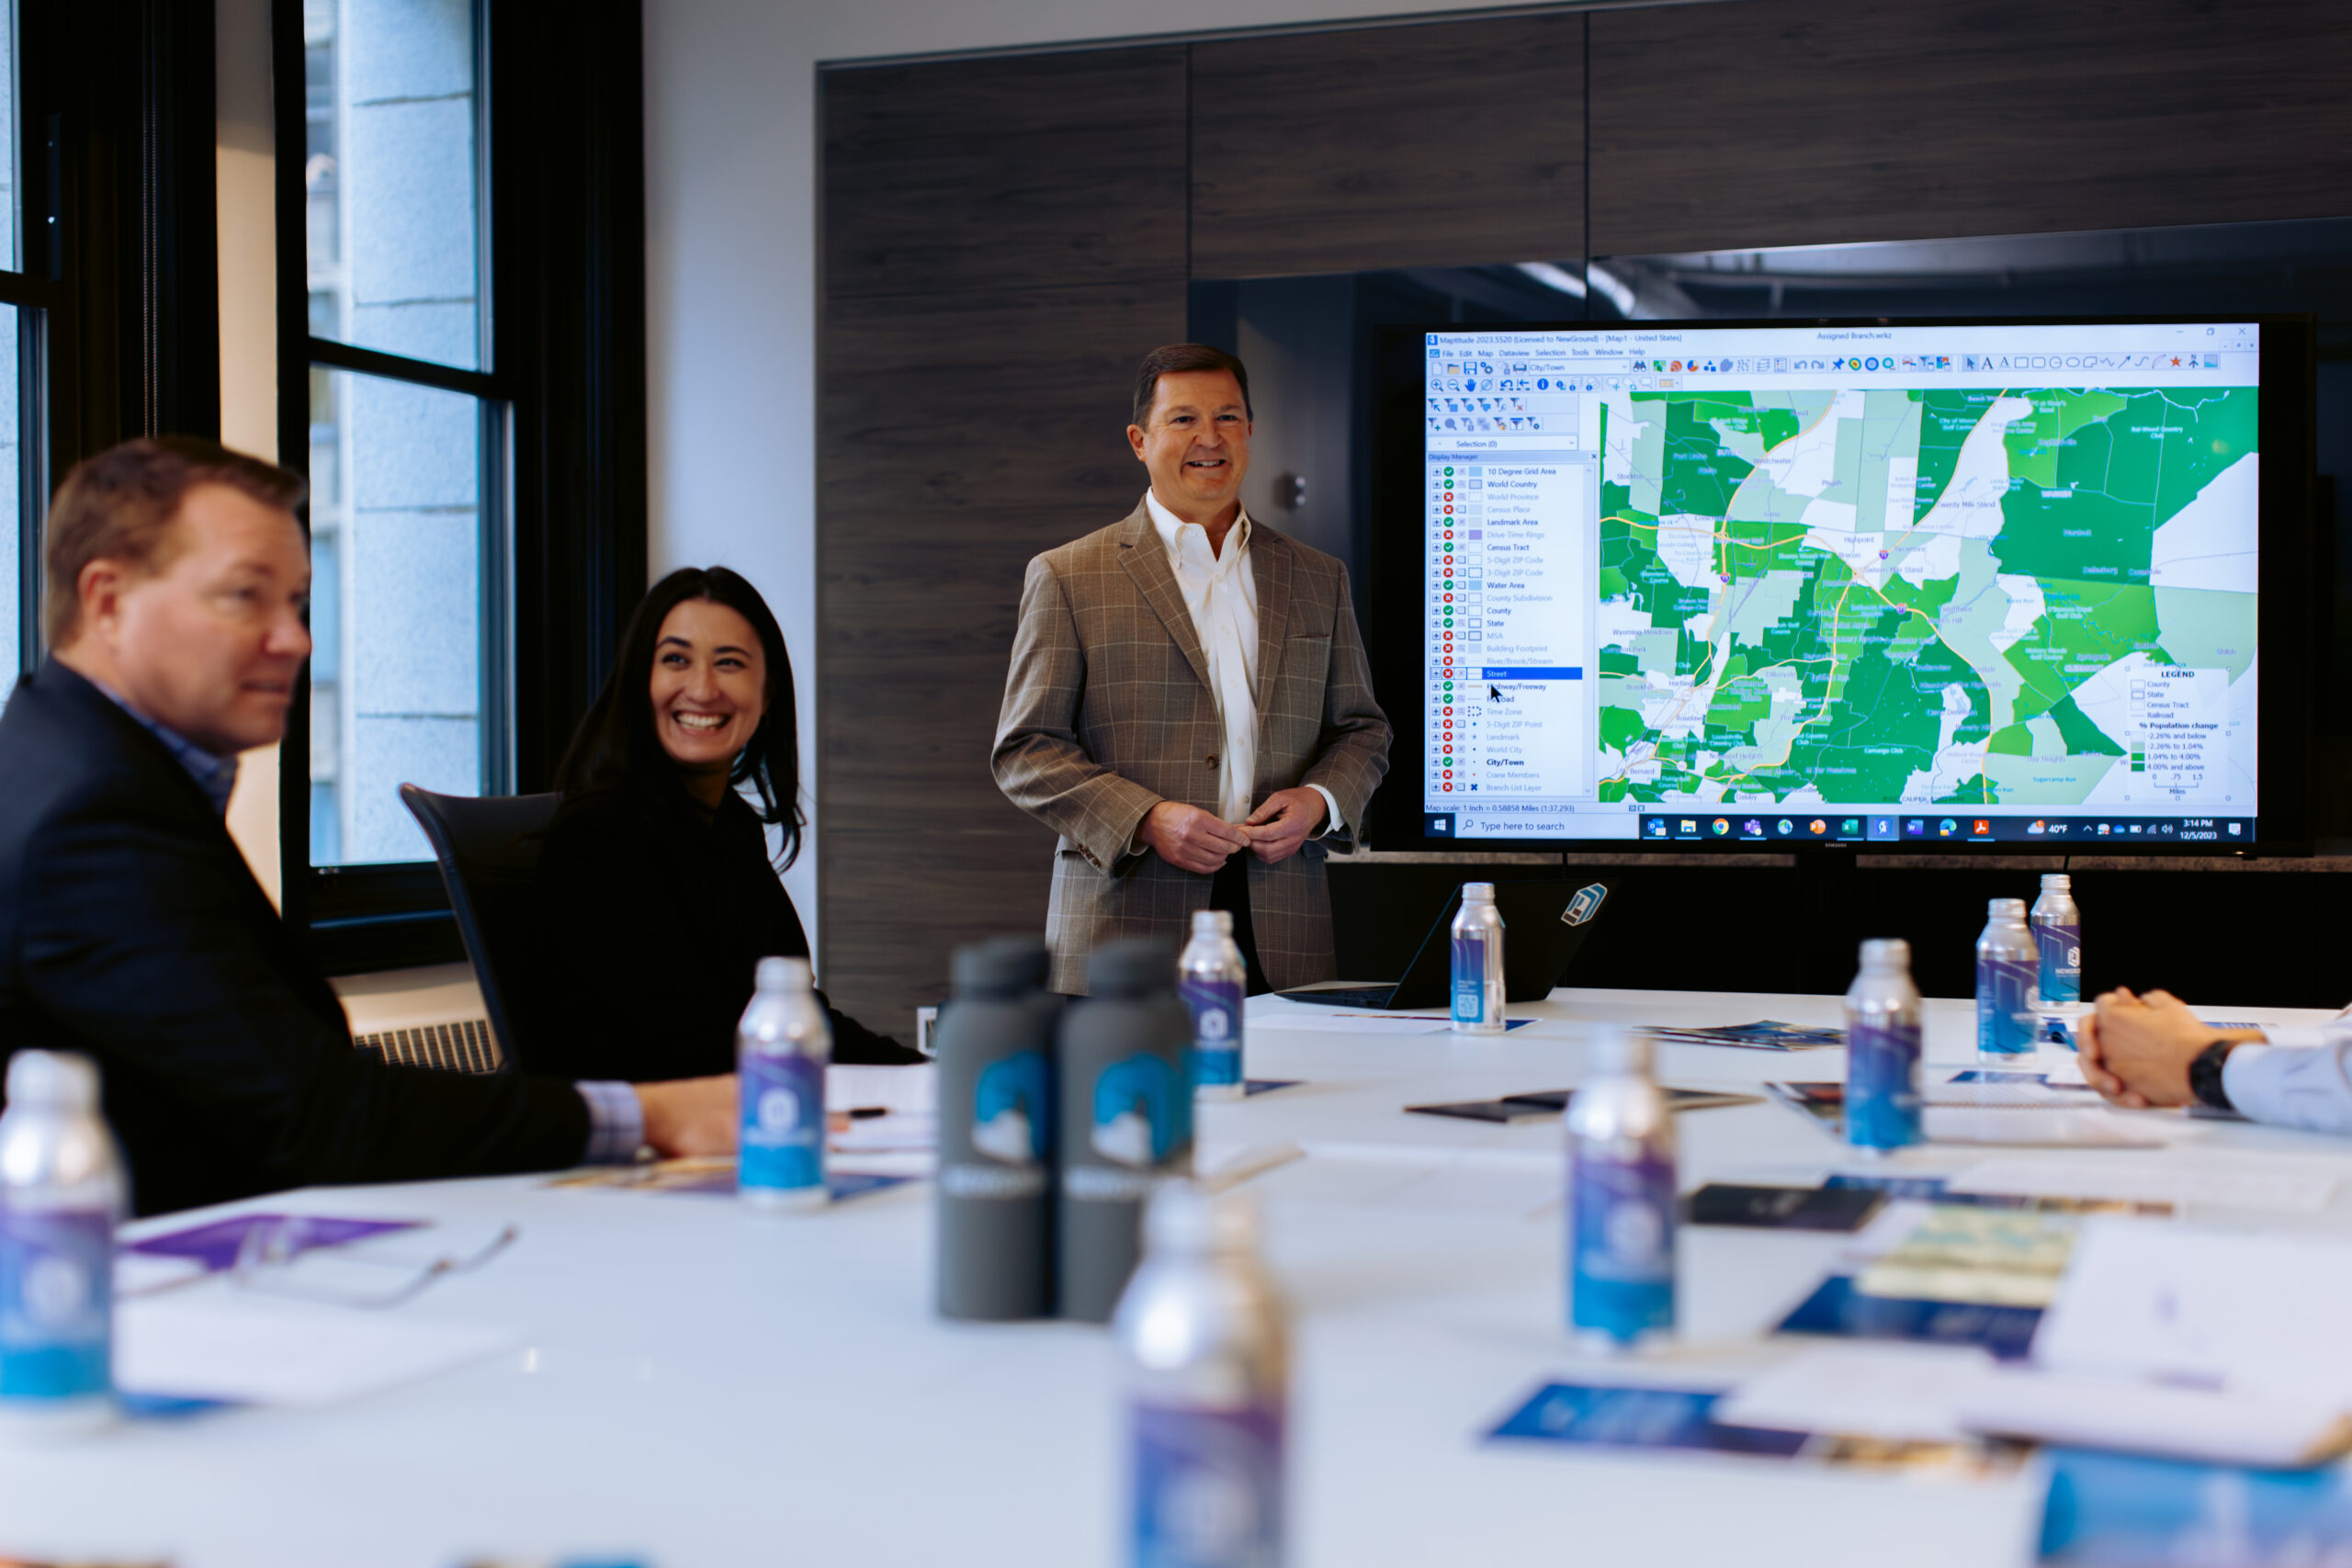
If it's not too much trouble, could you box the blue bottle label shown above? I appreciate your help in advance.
[1181,977,1245,1089]
[1976,956,2037,1055]
[1091,1053,1191,1169]
[1132,1398,1283,1568]
[2035,921,2082,1004]
[969,1048,1050,1168]
[1845,1019,1923,1149]
[1450,934,1487,1023]
[0,1204,113,1402]
[1569,1144,1675,1341]
[740,1053,825,1191]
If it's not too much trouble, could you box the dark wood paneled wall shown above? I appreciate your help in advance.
[819,51,1187,1029]
[1589,0,2352,257]
[1190,16,1585,277]
[817,1,2352,1032]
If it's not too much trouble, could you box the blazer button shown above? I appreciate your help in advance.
[1205,754,1218,768]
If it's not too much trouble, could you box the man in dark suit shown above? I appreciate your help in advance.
[0,437,734,1214]
[993,344,1391,994]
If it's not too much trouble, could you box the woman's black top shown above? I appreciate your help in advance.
[528,784,922,1078]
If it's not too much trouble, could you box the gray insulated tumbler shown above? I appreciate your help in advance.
[934,935,1060,1320]
[1056,937,1195,1323]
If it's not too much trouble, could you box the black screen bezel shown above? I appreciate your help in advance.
[1363,314,2319,859]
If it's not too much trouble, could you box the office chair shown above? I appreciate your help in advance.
[398,784,564,1074]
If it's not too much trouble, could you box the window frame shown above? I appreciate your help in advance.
[272,0,649,974]
[10,0,222,679]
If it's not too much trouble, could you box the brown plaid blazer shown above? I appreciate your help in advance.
[992,500,1391,994]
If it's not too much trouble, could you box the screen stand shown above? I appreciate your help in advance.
[1793,849,1860,995]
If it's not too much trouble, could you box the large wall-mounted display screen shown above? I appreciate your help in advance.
[1404,320,2298,852]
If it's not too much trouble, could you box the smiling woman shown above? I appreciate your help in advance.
[526,568,923,1078]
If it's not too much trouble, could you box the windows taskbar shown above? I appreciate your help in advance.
[1634,811,2253,845]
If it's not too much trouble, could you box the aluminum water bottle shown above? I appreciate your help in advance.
[1975,898,2038,1061]
[1566,1031,1676,1350]
[2030,874,2082,1007]
[936,936,1059,1320]
[1114,1182,1287,1568]
[738,956,831,1211]
[1844,939,1923,1153]
[1181,911,1248,1102]
[1450,883,1507,1034]
[0,1051,125,1431]
[1058,939,1194,1323]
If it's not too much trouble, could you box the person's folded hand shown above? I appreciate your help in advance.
[1241,787,1327,864]
[1138,800,1250,874]
[635,1075,738,1156]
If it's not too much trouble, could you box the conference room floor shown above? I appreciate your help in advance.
[5,986,2347,1567]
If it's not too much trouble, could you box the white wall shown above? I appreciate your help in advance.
[644,0,1508,948]
[219,0,283,904]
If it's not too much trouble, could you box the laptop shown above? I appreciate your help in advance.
[1277,880,1610,1011]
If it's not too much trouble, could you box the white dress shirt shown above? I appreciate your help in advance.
[2221,1023,2352,1134]
[1143,489,1340,836]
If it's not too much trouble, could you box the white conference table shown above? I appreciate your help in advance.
[6,986,2352,1568]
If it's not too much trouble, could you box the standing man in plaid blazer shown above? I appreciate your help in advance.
[992,344,1391,996]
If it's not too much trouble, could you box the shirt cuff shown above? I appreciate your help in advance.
[1304,783,1342,839]
[575,1079,647,1164]
[2221,1042,2274,1108]
[2257,1025,2330,1049]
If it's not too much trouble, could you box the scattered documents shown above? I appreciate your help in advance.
[1645,1021,1842,1051]
[1929,1070,2098,1109]
[1947,1157,2336,1213]
[1766,1084,2162,1147]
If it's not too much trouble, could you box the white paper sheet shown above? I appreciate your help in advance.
[1714,1344,1996,1443]
[1958,1367,2352,1468]
[2034,1221,2352,1405]
[1948,1157,2337,1213]
[1918,1109,2162,1148]
[828,1063,936,1114]
[118,1295,520,1407]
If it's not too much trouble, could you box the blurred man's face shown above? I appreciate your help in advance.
[1128,368,1251,523]
[70,484,313,754]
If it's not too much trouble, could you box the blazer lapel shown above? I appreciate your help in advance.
[1250,525,1293,718]
[1116,503,1216,695]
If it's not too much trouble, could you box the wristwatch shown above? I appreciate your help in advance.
[2188,1039,2239,1111]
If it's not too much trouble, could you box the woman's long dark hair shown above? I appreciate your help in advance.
[555,567,804,868]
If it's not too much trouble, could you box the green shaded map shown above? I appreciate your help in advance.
[1594,383,2257,807]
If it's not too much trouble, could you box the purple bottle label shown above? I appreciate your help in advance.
[1181,976,1245,1089]
[0,1204,113,1402]
[1132,1398,1284,1568]
[1569,1145,1676,1341]
[740,1053,825,1191]
[2035,921,2081,1004]
[1976,956,2037,1055]
[1450,934,1487,1022]
[1845,1019,1923,1149]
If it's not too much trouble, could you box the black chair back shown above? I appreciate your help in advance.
[399,784,562,1072]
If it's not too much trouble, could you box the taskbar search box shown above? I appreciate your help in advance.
[1636,813,2254,845]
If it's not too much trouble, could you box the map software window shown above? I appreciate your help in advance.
[1421,322,2259,846]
